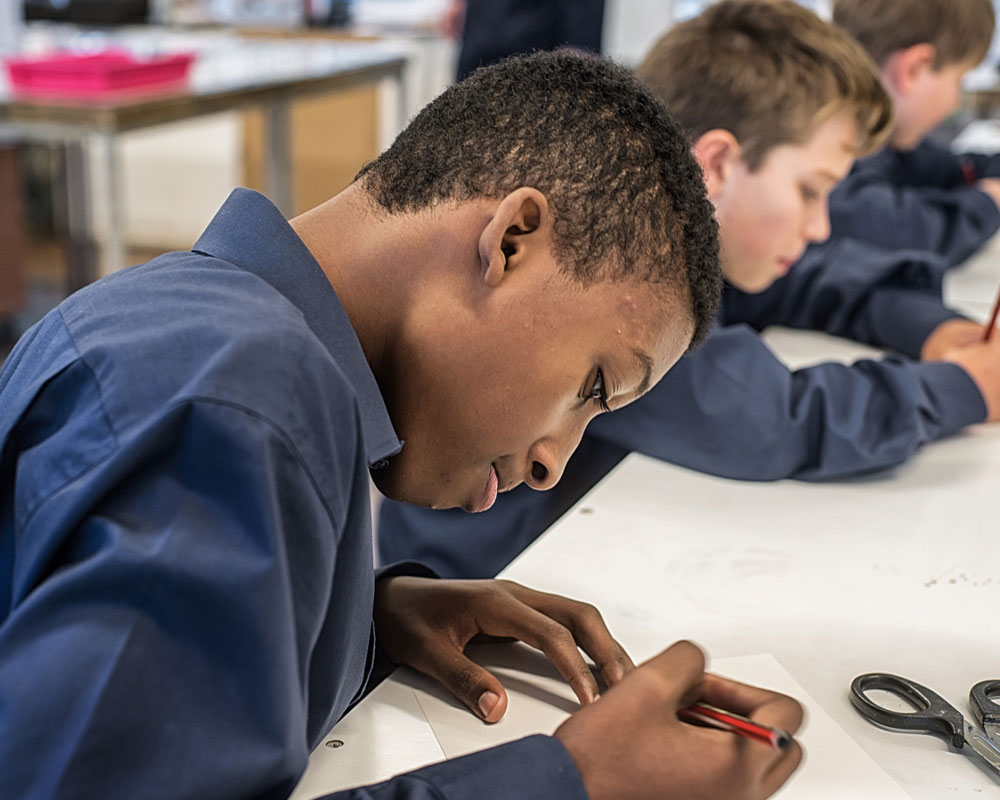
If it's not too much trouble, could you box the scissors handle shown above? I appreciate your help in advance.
[850,673,965,748]
[971,680,1000,736]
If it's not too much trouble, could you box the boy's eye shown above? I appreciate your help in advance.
[799,185,819,202]
[589,368,612,413]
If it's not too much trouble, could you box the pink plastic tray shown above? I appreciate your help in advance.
[4,51,195,96]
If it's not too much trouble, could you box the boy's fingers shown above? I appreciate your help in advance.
[702,673,805,731]
[504,583,635,686]
[637,640,708,705]
[762,740,805,797]
[418,646,510,723]
[471,590,603,705]
[701,672,805,775]
[496,607,603,705]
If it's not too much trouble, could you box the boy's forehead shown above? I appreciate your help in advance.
[761,112,861,170]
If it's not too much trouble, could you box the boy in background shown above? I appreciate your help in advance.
[379,0,1000,579]
[0,51,804,800]
[830,0,1000,266]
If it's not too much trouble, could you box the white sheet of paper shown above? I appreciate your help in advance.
[396,646,912,799]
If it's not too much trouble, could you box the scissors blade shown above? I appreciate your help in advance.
[964,722,1000,775]
[985,722,1000,747]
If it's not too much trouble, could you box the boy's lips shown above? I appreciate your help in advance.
[472,464,499,512]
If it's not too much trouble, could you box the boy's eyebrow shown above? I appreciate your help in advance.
[814,168,844,183]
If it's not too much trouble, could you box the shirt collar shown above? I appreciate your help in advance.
[193,188,402,467]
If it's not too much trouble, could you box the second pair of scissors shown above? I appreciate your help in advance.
[850,673,1000,776]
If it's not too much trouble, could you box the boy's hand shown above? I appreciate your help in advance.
[922,318,986,361]
[373,577,634,721]
[940,335,1000,421]
[555,641,804,800]
[977,178,1000,208]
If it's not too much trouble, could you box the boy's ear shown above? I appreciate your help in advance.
[692,129,742,201]
[883,43,937,96]
[478,187,550,288]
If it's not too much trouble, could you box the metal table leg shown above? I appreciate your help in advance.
[264,99,293,217]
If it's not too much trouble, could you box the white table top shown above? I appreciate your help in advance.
[0,25,407,134]
[293,246,1000,799]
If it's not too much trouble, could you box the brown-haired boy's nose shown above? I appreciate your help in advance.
[805,201,831,244]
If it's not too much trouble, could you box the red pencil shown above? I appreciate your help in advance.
[678,702,793,751]
[985,284,1000,342]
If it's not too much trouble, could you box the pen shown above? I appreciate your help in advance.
[985,285,1000,342]
[678,702,793,751]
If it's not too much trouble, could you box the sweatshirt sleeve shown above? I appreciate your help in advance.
[830,145,1000,266]
[583,324,987,482]
[722,238,964,358]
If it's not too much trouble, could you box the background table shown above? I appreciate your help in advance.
[0,26,406,285]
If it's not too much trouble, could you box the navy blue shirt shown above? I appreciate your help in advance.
[378,237,987,579]
[829,138,1000,267]
[0,189,588,799]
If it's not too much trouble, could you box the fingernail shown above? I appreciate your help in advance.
[478,691,499,718]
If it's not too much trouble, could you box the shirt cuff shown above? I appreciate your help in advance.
[375,560,439,582]
[915,360,988,434]
[865,288,965,358]
[967,187,1000,229]
[408,735,590,799]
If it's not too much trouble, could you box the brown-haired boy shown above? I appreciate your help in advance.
[379,0,1000,581]
[830,0,1000,266]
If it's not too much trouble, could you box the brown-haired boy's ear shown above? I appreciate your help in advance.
[882,43,938,97]
[478,187,550,288]
[692,129,742,202]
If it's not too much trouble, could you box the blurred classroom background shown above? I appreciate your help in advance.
[1,0,999,361]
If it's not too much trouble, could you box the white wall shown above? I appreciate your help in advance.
[604,0,674,67]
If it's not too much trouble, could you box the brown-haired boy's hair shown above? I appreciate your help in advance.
[833,0,995,69]
[637,0,893,171]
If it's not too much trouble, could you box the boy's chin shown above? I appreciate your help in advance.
[888,130,923,151]
[727,269,778,295]
[369,465,461,511]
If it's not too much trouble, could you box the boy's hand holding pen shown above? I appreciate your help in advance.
[555,640,803,800]
[921,311,1000,422]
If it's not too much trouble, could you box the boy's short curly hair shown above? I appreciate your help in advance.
[833,0,995,69]
[638,0,893,172]
[356,50,722,350]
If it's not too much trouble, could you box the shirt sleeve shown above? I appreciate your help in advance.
[830,148,1000,267]
[956,150,1000,182]
[0,396,359,800]
[722,238,964,358]
[584,324,988,482]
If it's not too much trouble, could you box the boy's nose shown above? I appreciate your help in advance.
[524,420,588,491]
[804,200,831,243]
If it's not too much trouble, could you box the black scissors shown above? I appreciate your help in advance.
[851,673,1000,777]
